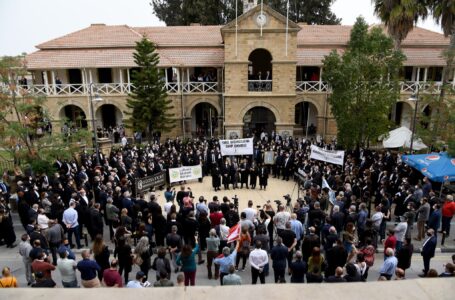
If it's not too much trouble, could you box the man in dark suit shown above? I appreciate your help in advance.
[419,228,437,277]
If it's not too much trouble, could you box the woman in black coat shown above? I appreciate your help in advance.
[396,237,414,274]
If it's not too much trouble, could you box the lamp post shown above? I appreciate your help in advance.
[408,85,420,153]
[88,83,102,166]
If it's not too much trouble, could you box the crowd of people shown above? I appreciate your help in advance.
[0,134,454,288]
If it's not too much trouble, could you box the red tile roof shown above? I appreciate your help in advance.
[26,47,224,69]
[135,26,223,47]
[37,24,141,49]
[27,24,449,69]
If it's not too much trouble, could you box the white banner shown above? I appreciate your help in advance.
[219,138,254,156]
[310,145,345,166]
[169,165,202,183]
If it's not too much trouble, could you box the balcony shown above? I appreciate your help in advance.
[248,80,272,92]
[7,82,221,97]
[400,81,443,93]
[296,81,329,93]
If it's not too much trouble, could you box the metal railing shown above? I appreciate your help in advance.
[248,80,272,92]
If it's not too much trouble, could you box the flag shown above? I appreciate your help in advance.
[322,177,332,191]
[227,223,240,243]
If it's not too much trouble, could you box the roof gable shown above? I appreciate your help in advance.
[221,4,300,33]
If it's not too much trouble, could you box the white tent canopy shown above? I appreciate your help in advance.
[382,126,427,150]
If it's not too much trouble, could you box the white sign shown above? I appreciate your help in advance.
[219,138,254,156]
[310,145,345,166]
[168,165,203,183]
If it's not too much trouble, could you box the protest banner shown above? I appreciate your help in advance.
[219,138,254,156]
[169,165,202,183]
[310,145,345,166]
[135,171,166,196]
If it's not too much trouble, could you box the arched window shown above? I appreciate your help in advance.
[248,49,273,91]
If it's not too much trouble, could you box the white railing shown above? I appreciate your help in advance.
[399,81,443,93]
[296,81,330,93]
[165,82,179,93]
[183,82,219,93]
[248,80,272,92]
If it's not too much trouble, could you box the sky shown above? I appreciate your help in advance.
[0,0,444,56]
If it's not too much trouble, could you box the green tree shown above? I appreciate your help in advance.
[151,0,340,25]
[416,83,455,155]
[125,37,175,141]
[273,0,341,24]
[372,0,428,49]
[0,56,90,174]
[151,0,243,25]
[425,0,455,155]
[322,17,405,149]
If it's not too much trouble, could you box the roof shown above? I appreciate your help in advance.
[26,47,224,69]
[296,25,449,47]
[402,48,447,66]
[135,26,223,47]
[27,22,449,69]
[37,24,141,49]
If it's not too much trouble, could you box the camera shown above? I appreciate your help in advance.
[283,194,292,205]
[232,195,239,210]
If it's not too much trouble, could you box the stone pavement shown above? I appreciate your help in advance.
[1,176,454,288]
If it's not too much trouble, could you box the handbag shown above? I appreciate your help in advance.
[133,254,143,266]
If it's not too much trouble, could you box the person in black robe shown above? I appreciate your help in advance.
[249,162,258,189]
[211,166,221,191]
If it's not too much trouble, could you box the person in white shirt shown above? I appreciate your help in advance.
[126,271,146,288]
[274,205,291,234]
[37,209,50,230]
[249,240,268,284]
[243,200,257,222]
[371,206,383,231]
[394,216,408,251]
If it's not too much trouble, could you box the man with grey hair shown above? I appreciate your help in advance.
[331,205,345,234]
[379,248,398,280]
[222,265,242,285]
[214,246,237,285]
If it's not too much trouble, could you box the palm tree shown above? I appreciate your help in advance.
[372,0,428,49]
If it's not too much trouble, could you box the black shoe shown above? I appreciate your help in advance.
[198,260,205,265]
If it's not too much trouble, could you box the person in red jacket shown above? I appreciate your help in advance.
[383,229,396,260]
[441,195,455,236]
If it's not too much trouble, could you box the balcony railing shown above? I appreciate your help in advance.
[6,82,221,96]
[296,81,329,93]
[400,81,443,94]
[182,82,219,93]
[248,80,272,92]
[3,81,451,97]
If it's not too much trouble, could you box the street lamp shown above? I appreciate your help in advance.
[408,85,420,153]
[88,83,102,166]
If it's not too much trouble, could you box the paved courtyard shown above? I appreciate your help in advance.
[1,176,454,287]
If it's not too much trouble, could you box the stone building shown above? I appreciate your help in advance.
[24,4,450,139]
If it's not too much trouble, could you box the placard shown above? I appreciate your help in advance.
[219,138,254,156]
[310,145,345,166]
[135,171,166,195]
[169,165,203,183]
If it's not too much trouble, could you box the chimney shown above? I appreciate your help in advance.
[243,0,258,13]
